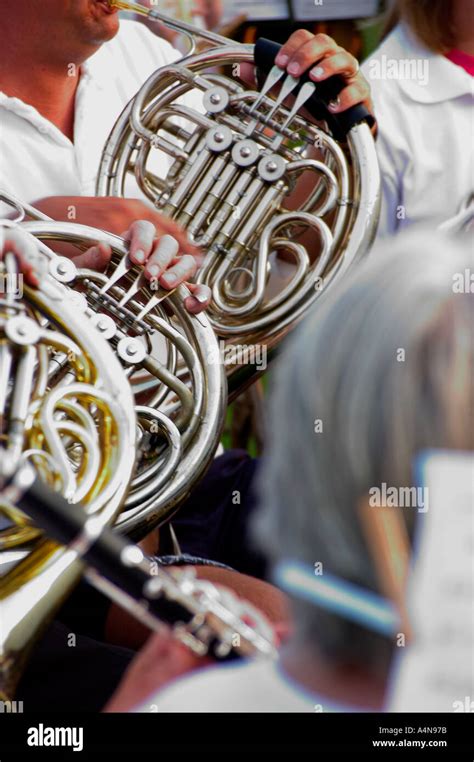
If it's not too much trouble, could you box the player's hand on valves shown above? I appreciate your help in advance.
[275,30,374,121]
[123,220,211,314]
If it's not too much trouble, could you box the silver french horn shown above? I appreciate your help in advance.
[0,222,137,698]
[0,223,273,702]
[1,192,226,537]
[97,1,381,395]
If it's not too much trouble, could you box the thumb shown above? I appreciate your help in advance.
[273,620,293,647]
[72,242,112,271]
[184,282,212,313]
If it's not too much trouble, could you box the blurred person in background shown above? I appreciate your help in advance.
[105,228,474,711]
[362,0,474,238]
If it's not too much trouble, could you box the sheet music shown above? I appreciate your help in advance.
[221,1,289,23]
[293,0,379,21]
[389,451,474,712]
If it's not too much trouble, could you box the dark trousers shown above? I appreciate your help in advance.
[170,449,266,579]
[16,621,135,712]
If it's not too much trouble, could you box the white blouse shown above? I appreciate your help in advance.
[361,24,474,238]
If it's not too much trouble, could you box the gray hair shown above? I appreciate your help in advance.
[254,229,473,674]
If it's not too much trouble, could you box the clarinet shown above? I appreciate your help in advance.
[3,464,276,661]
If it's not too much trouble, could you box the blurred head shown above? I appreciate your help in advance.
[2,1,120,64]
[254,229,473,678]
[384,0,474,53]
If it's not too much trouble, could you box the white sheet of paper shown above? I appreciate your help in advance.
[292,0,379,22]
[221,1,289,23]
[388,450,474,712]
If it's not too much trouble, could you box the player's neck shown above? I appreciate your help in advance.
[0,48,81,141]
[453,38,474,56]
[279,639,387,711]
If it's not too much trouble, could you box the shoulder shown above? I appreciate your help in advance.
[88,19,180,79]
[138,659,321,713]
[362,23,417,67]
[113,19,180,63]
[136,660,279,713]
[361,25,412,108]
[362,22,471,107]
[85,19,203,119]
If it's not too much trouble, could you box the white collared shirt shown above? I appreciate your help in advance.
[362,24,474,238]
[0,20,201,204]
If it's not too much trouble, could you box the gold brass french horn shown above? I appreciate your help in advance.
[1,192,227,537]
[0,225,274,701]
[97,1,381,394]
[0,223,137,698]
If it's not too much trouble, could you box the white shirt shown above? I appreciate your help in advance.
[0,20,201,204]
[134,659,357,713]
[361,24,474,238]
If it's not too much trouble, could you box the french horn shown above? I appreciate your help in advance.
[97,1,381,394]
[0,223,137,698]
[1,191,226,537]
[0,224,273,705]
